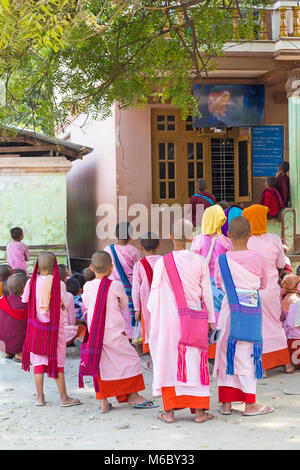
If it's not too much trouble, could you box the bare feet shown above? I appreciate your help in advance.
[158,410,174,423]
[284,364,294,374]
[194,409,214,423]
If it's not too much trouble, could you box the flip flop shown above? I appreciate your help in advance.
[283,389,300,395]
[243,406,274,417]
[194,413,214,424]
[131,400,158,409]
[13,357,22,363]
[60,399,83,408]
[34,401,47,407]
[99,403,113,414]
[217,405,232,416]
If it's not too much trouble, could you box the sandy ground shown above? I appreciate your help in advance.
[1,350,300,451]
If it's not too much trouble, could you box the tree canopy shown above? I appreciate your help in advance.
[0,0,267,133]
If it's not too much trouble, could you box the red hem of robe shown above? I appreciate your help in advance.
[66,324,87,346]
[208,343,216,359]
[262,348,291,370]
[141,308,150,354]
[34,365,64,375]
[162,386,209,413]
[96,374,145,402]
[218,386,256,404]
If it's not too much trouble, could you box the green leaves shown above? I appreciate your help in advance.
[0,0,267,133]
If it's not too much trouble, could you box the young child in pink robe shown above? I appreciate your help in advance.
[104,222,140,339]
[148,219,215,424]
[284,301,300,367]
[214,217,273,417]
[243,204,293,375]
[132,232,161,368]
[6,227,29,274]
[82,250,158,413]
[22,253,82,407]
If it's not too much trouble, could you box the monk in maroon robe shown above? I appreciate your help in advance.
[0,274,27,361]
[276,161,290,207]
[259,176,284,219]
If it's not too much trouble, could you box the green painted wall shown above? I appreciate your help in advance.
[0,174,67,247]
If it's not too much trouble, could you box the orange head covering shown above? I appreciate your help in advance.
[281,274,300,294]
[242,204,268,236]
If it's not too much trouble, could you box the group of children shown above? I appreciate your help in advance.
[1,199,300,423]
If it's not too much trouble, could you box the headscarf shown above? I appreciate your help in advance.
[242,204,268,236]
[281,274,300,295]
[202,204,227,235]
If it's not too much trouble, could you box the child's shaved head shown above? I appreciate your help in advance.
[171,218,193,242]
[228,217,250,240]
[91,251,113,274]
[7,274,26,296]
[0,264,13,282]
[38,252,55,273]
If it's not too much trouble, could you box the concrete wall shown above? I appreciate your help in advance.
[59,112,117,262]
[0,173,67,247]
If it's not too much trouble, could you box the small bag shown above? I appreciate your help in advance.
[131,321,143,346]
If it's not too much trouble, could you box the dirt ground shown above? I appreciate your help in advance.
[1,351,300,450]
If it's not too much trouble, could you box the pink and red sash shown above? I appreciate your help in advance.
[163,253,209,385]
[79,277,112,393]
[22,256,61,379]
[0,296,27,321]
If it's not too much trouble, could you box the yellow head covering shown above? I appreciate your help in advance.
[202,205,227,235]
[242,204,268,236]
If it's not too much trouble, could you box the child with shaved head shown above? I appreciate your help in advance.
[0,274,27,362]
[22,252,82,407]
[213,217,273,417]
[104,222,141,339]
[148,219,215,424]
[81,250,157,413]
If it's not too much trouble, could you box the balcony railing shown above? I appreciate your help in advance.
[232,1,300,41]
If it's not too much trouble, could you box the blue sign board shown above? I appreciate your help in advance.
[193,84,264,128]
[252,126,284,177]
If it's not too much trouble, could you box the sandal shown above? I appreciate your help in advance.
[243,405,274,417]
[131,400,158,409]
[60,399,83,408]
[218,405,232,415]
[194,413,214,424]
[99,403,113,414]
[157,412,174,424]
[143,362,153,373]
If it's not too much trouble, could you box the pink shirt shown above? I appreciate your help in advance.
[191,234,232,278]
[7,241,29,273]
[63,292,78,343]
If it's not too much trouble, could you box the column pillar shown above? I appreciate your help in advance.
[286,69,300,233]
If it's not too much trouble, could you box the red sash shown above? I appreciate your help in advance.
[140,257,153,287]
[22,257,61,379]
[0,296,27,321]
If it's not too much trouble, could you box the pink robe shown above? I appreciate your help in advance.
[191,234,232,278]
[82,279,142,381]
[132,255,161,345]
[148,250,215,398]
[63,292,78,343]
[6,241,30,273]
[284,301,300,340]
[247,234,288,355]
[213,250,268,397]
[104,244,140,338]
[22,277,68,368]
